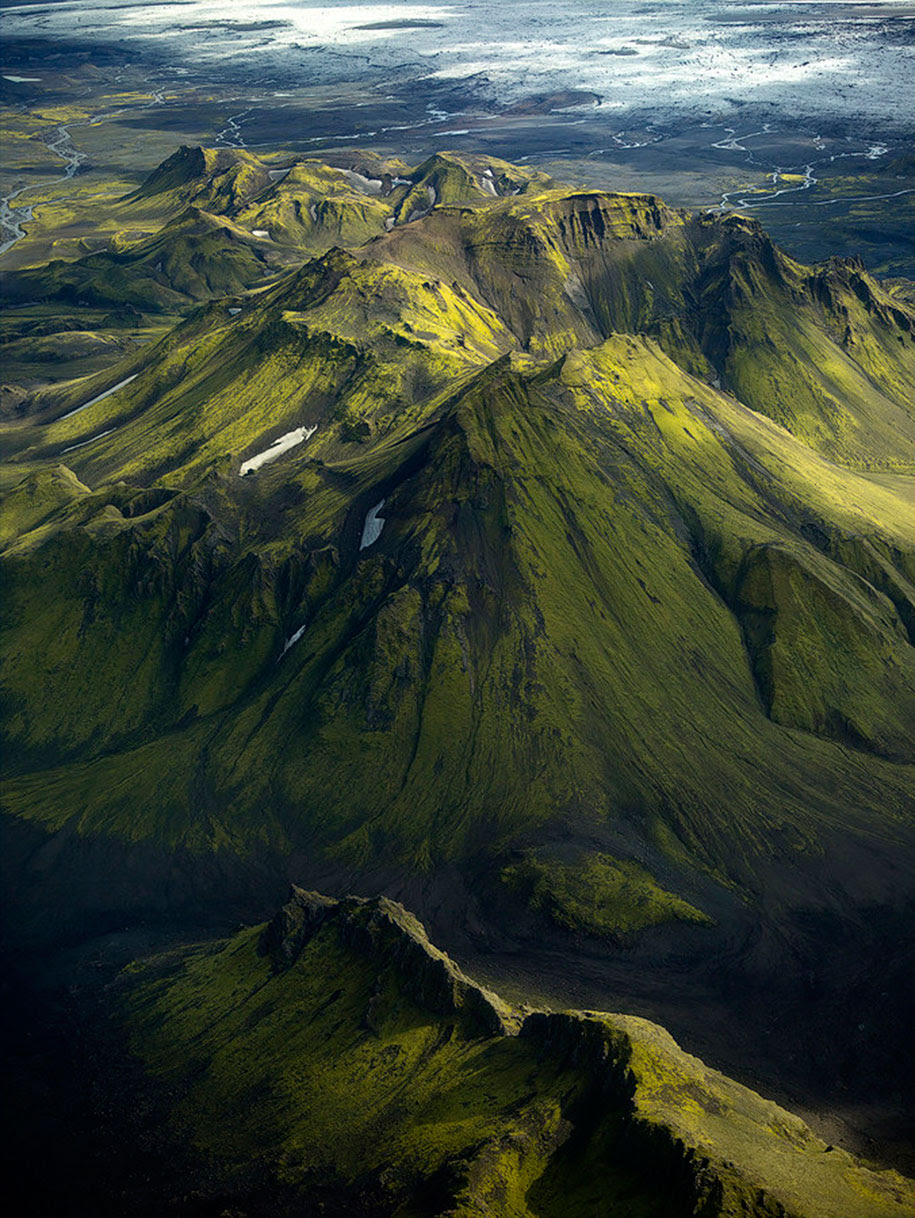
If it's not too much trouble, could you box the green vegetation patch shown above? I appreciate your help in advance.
[501,851,713,939]
[126,897,684,1216]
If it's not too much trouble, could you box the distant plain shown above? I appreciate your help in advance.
[2,0,914,276]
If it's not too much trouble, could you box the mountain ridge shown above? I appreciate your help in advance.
[2,148,913,1174]
[118,885,915,1217]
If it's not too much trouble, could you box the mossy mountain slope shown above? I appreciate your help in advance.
[2,147,554,294]
[372,195,915,467]
[1,334,912,920]
[124,886,915,1218]
[5,247,514,486]
[1,207,276,312]
[1,155,913,978]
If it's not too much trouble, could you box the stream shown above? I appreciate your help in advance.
[711,125,911,212]
[0,123,87,258]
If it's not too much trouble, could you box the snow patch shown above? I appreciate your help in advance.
[240,424,316,476]
[281,622,307,656]
[251,228,271,238]
[62,428,115,453]
[228,306,242,315]
[342,168,384,194]
[564,274,589,309]
[360,498,386,549]
[58,374,139,421]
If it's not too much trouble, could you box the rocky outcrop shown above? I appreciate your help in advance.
[141,888,914,1217]
[262,886,515,1036]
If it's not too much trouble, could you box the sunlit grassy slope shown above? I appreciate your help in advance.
[1,151,914,940]
[3,207,276,312]
[124,887,915,1217]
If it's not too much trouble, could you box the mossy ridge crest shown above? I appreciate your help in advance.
[266,887,515,1036]
[5,245,516,488]
[126,891,915,1217]
[371,191,915,466]
[9,146,915,471]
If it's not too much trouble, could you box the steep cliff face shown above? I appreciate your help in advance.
[123,889,915,1218]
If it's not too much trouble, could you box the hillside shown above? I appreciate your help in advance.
[2,184,912,863]
[119,886,915,1217]
[1,149,914,1177]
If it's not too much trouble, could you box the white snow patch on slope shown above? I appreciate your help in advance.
[62,428,116,453]
[343,168,384,194]
[281,622,307,656]
[251,228,271,238]
[240,424,316,476]
[360,498,386,549]
[58,374,139,421]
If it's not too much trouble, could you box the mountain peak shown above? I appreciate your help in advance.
[126,890,915,1217]
[262,886,515,1036]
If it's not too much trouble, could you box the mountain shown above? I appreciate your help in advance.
[1,207,277,312]
[2,147,555,294]
[372,193,915,467]
[3,180,912,855]
[1,150,914,1172]
[118,886,914,1217]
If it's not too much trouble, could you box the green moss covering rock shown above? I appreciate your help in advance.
[1,150,914,970]
[501,851,712,939]
[124,888,915,1217]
